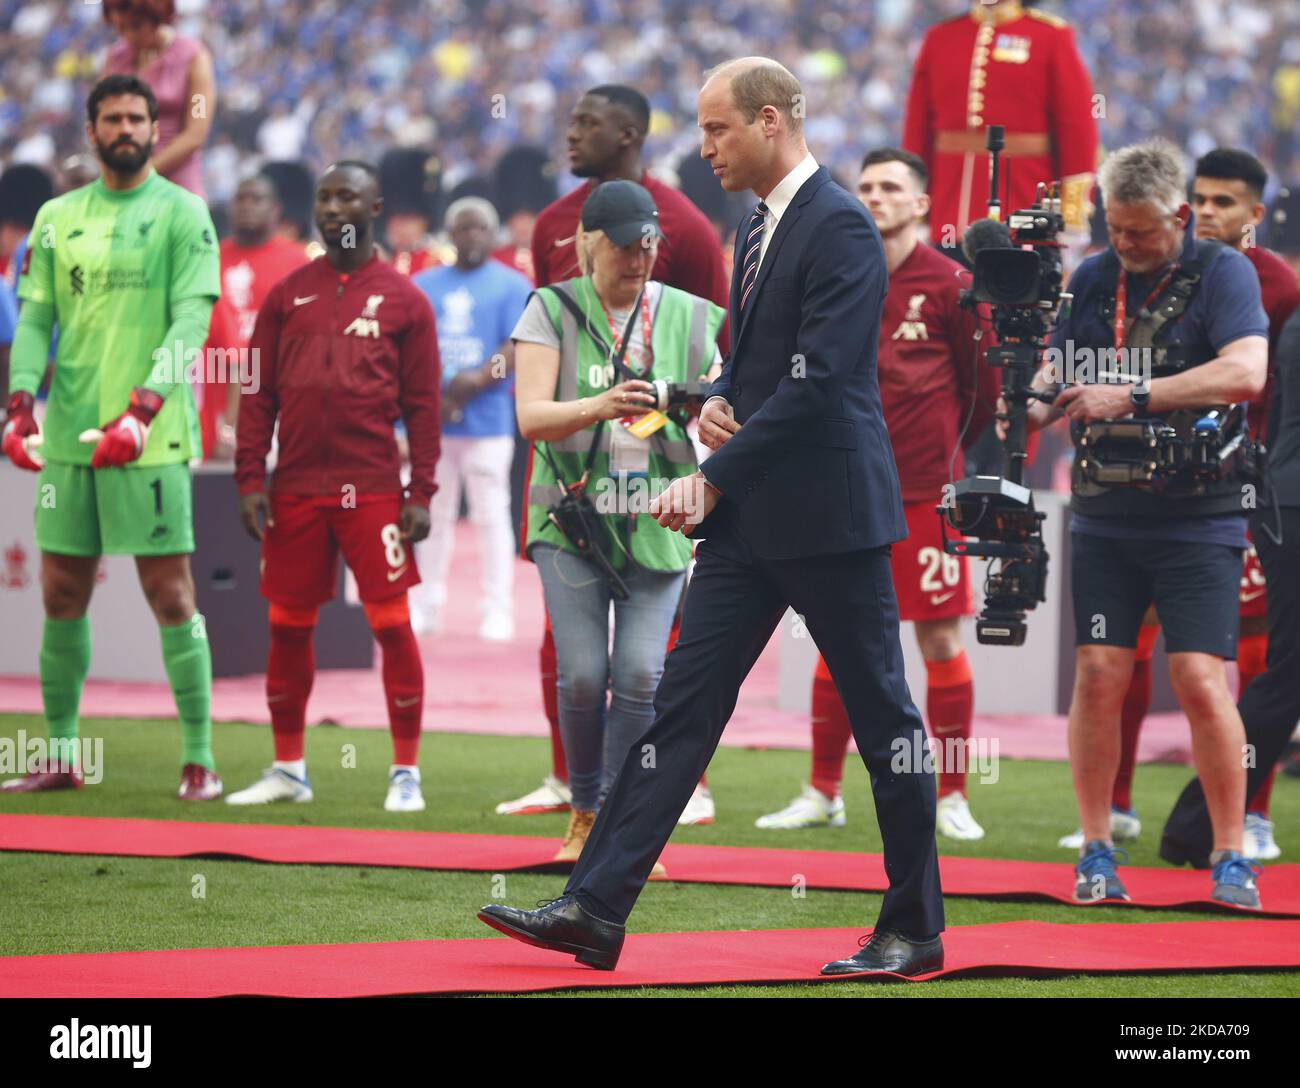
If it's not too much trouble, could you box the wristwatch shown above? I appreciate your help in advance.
[1129,379,1151,411]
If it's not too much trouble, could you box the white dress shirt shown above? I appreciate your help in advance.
[698,152,821,432]
[754,152,819,271]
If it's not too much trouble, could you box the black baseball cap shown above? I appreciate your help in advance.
[581,180,663,247]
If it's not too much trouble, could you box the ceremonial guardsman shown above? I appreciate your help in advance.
[904,0,1100,243]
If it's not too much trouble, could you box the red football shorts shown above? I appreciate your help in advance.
[891,500,973,622]
[261,492,420,608]
[1239,531,1267,620]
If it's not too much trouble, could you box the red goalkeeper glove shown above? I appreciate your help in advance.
[3,391,45,471]
[80,387,164,468]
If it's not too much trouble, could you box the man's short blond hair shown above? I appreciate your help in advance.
[705,57,804,138]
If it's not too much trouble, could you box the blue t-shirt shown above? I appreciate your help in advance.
[5,233,28,299]
[413,260,533,438]
[0,279,17,345]
[3,231,27,345]
[1052,230,1268,547]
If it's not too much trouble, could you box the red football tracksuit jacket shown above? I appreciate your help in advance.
[235,254,442,505]
[1243,244,1300,442]
[879,241,1002,503]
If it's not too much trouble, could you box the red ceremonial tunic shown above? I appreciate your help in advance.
[904,1,1099,240]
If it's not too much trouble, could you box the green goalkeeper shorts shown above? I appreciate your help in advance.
[34,461,195,557]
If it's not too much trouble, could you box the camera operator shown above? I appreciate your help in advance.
[511,180,724,867]
[1160,307,1300,866]
[1076,149,1300,860]
[1023,139,1269,908]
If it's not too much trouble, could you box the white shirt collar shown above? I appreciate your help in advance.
[761,152,819,225]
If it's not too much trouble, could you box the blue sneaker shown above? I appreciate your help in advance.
[1210,851,1262,910]
[1074,839,1131,903]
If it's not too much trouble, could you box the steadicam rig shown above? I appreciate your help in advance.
[940,125,1065,647]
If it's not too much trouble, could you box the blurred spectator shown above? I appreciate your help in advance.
[57,153,100,193]
[101,0,215,199]
[411,197,532,639]
[260,160,317,244]
[491,145,560,283]
[0,269,17,393]
[256,98,314,161]
[0,165,55,295]
[381,148,447,276]
[492,209,538,283]
[200,173,310,459]
[386,210,446,277]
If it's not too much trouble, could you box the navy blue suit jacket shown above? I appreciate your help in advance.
[697,166,907,559]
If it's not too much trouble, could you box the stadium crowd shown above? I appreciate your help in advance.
[2,0,1299,209]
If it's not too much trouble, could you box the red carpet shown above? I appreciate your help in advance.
[3,813,1296,916]
[2,919,1297,997]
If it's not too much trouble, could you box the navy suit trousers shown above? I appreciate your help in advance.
[565,514,946,940]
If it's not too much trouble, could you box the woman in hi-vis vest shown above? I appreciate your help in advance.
[510,182,725,869]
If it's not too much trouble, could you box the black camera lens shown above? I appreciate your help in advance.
[972,249,1041,305]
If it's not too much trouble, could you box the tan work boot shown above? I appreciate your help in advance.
[553,809,597,862]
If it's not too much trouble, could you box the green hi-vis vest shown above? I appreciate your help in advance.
[526,277,725,573]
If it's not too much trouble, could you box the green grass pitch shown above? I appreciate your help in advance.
[1,713,1296,998]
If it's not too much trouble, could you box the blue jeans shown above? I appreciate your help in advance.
[532,544,685,811]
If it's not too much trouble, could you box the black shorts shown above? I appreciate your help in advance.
[1071,532,1243,659]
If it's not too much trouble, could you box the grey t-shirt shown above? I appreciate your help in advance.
[512,280,661,371]
[511,280,721,374]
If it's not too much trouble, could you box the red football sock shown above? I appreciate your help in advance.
[1249,765,1277,818]
[926,651,974,799]
[266,614,315,763]
[366,599,424,767]
[810,654,852,800]
[540,619,567,783]
[1114,624,1158,812]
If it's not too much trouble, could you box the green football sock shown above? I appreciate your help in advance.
[40,616,92,770]
[160,615,215,771]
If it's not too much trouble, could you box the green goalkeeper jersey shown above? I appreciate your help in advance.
[17,172,220,467]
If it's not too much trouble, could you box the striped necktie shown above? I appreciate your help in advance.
[739,201,769,314]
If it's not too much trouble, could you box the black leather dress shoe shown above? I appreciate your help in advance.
[820,929,944,977]
[478,896,625,970]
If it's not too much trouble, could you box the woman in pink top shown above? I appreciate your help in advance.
[101,0,215,200]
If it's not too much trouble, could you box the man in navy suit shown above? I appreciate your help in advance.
[478,56,946,977]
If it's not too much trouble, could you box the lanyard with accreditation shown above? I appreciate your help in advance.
[1114,264,1179,350]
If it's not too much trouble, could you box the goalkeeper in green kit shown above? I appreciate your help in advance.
[1,75,222,800]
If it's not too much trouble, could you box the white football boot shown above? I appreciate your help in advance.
[755,784,846,829]
[225,766,314,805]
[495,774,572,816]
